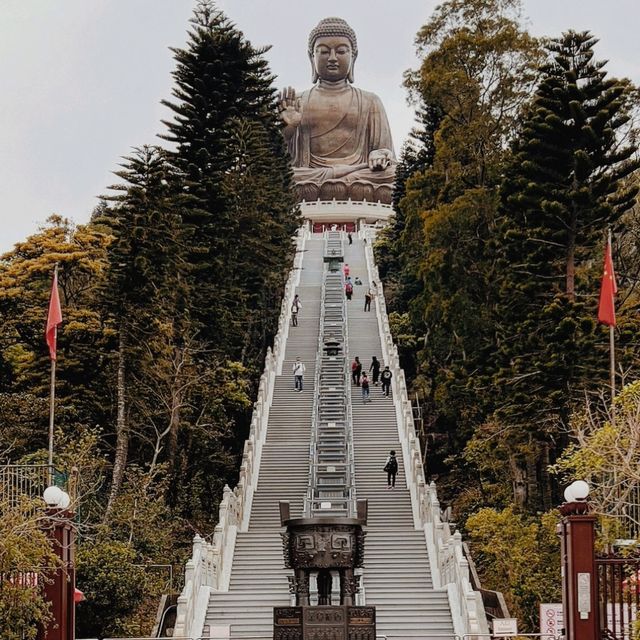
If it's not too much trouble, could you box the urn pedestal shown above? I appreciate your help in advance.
[275,506,375,640]
[273,605,375,640]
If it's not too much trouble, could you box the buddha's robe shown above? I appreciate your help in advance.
[286,85,395,200]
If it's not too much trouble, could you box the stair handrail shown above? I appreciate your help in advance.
[173,226,308,639]
[173,484,239,637]
[342,265,357,518]
[360,226,489,639]
[304,242,327,517]
[274,225,308,375]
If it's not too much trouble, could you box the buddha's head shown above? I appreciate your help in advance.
[308,17,357,84]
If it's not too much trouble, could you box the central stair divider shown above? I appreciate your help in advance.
[305,230,357,518]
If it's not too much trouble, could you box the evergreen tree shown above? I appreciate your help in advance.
[98,145,188,515]
[492,31,640,507]
[161,0,297,356]
[220,117,298,364]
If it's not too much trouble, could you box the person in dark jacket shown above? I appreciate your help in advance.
[345,280,353,300]
[364,289,372,312]
[369,356,381,385]
[380,365,392,397]
[384,450,398,489]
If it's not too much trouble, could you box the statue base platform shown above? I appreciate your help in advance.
[273,605,375,640]
[299,200,393,227]
[296,180,392,206]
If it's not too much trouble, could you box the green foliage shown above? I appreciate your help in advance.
[408,0,541,189]
[466,507,561,629]
[161,0,298,358]
[0,215,112,421]
[76,540,149,638]
[0,494,58,639]
[553,381,640,540]
[490,31,640,508]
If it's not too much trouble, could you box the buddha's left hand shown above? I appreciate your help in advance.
[368,149,394,171]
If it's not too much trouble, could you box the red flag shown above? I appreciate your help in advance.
[46,268,62,360]
[598,240,617,326]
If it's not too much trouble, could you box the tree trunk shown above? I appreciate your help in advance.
[541,442,553,511]
[526,455,538,511]
[105,329,128,520]
[509,455,527,509]
[566,200,578,299]
[168,345,183,472]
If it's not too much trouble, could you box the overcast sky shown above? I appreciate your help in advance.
[1,0,638,253]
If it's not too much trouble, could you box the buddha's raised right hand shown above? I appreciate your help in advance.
[279,87,303,128]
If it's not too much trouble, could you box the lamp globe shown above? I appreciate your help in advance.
[570,480,590,501]
[43,485,63,507]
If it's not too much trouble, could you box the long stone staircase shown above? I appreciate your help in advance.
[174,227,488,640]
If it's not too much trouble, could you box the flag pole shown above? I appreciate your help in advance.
[47,264,58,485]
[609,323,615,402]
[607,229,616,412]
[48,352,56,485]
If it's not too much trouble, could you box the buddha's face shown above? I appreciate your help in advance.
[312,36,353,82]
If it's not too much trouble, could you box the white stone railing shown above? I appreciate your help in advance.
[274,225,308,374]
[173,486,240,637]
[299,199,393,224]
[300,198,392,212]
[173,226,309,639]
[360,226,490,639]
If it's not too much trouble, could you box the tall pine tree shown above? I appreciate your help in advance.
[98,145,188,516]
[161,0,297,359]
[492,31,639,508]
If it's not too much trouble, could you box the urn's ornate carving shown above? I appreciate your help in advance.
[287,524,363,570]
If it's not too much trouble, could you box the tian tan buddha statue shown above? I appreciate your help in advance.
[280,17,396,204]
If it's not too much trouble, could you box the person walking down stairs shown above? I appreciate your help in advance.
[361,372,370,403]
[369,356,380,385]
[351,356,362,386]
[345,279,353,300]
[291,294,302,326]
[384,450,398,489]
[293,357,305,392]
[380,365,392,397]
[364,288,372,312]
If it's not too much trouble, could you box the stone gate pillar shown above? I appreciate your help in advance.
[559,499,599,640]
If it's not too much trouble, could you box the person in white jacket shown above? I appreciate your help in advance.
[293,357,306,392]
